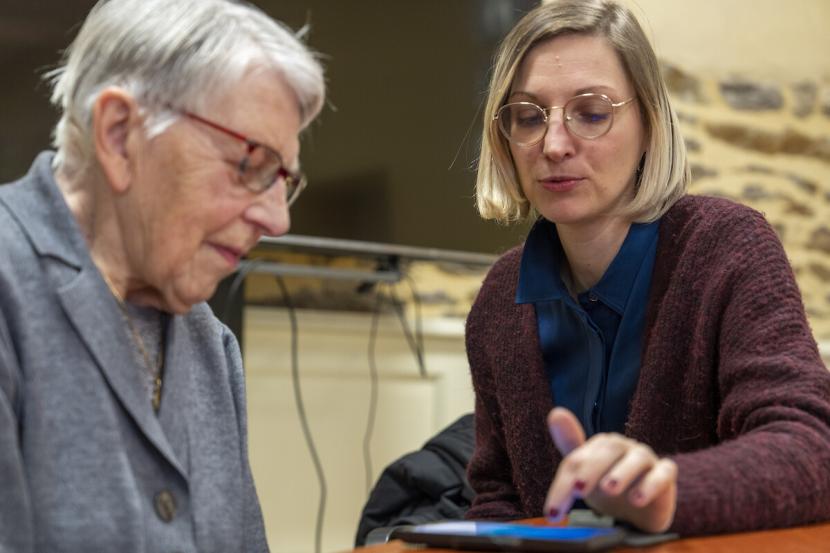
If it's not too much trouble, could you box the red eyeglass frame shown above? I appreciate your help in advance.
[177,109,306,204]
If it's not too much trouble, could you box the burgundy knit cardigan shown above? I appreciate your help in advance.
[464,195,830,535]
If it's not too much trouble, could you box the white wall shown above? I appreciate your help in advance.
[243,307,474,553]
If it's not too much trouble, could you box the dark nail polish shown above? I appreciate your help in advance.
[574,479,587,491]
[606,479,618,489]
[548,508,559,518]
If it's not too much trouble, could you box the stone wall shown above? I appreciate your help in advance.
[666,63,830,341]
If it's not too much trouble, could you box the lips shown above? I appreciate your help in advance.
[210,243,244,268]
[539,175,584,192]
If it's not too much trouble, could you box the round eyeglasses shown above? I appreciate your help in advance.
[494,93,636,145]
[179,109,307,207]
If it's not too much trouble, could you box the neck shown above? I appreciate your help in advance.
[557,216,631,294]
[55,165,134,301]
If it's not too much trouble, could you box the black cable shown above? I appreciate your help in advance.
[275,276,326,553]
[389,286,427,378]
[402,275,425,377]
[363,278,426,497]
[221,258,265,324]
[363,285,384,497]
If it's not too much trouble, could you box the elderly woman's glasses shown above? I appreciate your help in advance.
[494,93,635,145]
[180,110,307,207]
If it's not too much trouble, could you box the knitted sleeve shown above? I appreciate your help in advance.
[669,205,830,535]
[464,248,528,521]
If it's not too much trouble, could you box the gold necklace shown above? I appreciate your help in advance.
[101,272,164,412]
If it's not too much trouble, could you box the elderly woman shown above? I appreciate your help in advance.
[0,0,323,550]
[465,0,830,537]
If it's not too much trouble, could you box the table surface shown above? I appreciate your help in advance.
[350,519,830,553]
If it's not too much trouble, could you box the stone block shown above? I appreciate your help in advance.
[720,77,783,110]
[785,174,819,195]
[684,136,701,152]
[742,183,774,201]
[743,164,775,175]
[809,263,830,282]
[661,62,706,103]
[705,123,830,162]
[783,198,814,217]
[690,163,718,180]
[791,81,817,118]
[808,227,830,255]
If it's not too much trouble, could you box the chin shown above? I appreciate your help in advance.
[166,281,220,315]
[537,207,591,226]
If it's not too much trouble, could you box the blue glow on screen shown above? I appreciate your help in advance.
[481,524,613,540]
[414,522,616,542]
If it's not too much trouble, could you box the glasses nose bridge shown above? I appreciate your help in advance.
[539,103,571,139]
[541,104,566,120]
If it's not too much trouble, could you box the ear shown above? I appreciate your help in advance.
[92,87,142,194]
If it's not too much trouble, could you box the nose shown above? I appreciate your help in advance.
[243,180,291,237]
[541,108,575,162]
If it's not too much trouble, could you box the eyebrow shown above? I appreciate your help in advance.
[508,84,621,102]
[245,135,299,173]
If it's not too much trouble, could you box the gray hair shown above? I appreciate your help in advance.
[48,0,326,177]
[477,0,689,224]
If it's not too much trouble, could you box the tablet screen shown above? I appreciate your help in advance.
[407,521,617,540]
[393,521,625,552]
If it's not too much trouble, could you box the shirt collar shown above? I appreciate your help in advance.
[516,217,659,313]
[589,221,659,313]
[515,218,568,304]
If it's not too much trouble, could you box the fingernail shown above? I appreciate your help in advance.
[632,490,645,504]
[606,478,618,490]
[548,508,559,519]
[574,479,587,492]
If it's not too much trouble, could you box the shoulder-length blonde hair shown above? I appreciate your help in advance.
[477,0,689,224]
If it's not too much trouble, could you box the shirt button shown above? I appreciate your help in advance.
[588,293,599,302]
[154,490,177,523]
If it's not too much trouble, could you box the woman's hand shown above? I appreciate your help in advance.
[544,407,678,533]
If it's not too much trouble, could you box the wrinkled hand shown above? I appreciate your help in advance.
[545,407,678,533]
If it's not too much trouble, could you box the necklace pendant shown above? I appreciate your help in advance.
[152,377,162,412]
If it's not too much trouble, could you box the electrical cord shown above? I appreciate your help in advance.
[221,258,265,324]
[275,276,327,553]
[363,277,429,499]
[363,285,384,496]
[389,285,426,378]
[402,275,425,377]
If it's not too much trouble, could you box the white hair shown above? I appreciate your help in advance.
[48,0,326,176]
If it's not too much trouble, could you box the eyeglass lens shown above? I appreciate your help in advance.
[498,95,616,144]
[238,145,303,205]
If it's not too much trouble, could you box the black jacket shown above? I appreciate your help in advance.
[354,414,475,546]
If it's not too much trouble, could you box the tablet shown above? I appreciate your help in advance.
[391,521,626,552]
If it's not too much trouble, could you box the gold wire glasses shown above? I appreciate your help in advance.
[494,93,635,145]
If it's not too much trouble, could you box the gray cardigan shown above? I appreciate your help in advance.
[0,153,269,552]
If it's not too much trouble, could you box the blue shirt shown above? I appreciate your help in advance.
[515,218,659,437]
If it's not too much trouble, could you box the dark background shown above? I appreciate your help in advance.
[0,0,536,254]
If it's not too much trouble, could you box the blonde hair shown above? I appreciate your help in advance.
[476,0,689,224]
